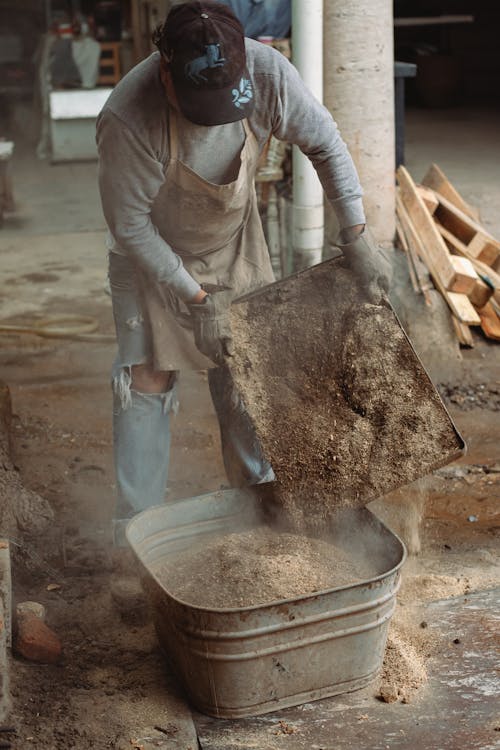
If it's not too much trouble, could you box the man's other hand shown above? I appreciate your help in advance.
[188,286,234,366]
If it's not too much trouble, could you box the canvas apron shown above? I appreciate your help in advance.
[140,112,274,371]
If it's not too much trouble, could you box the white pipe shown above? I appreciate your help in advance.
[292,0,325,270]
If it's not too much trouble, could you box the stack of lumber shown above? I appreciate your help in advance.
[396,163,500,346]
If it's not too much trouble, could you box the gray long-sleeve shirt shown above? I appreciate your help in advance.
[96,39,365,302]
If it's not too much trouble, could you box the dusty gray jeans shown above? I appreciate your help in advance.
[109,252,274,545]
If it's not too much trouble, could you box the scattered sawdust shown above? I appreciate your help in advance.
[154,525,376,608]
[379,606,439,703]
[400,572,472,604]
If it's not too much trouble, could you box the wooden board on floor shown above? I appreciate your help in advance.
[452,316,474,347]
[446,291,481,325]
[478,302,500,340]
[422,163,480,221]
[397,166,457,290]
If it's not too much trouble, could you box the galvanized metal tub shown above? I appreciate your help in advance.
[126,489,406,718]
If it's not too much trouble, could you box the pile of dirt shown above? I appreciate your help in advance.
[230,263,462,534]
[0,380,54,539]
[400,572,472,603]
[154,525,376,608]
[379,610,437,704]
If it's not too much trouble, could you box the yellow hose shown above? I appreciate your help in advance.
[0,315,115,343]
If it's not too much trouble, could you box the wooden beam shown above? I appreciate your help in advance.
[422,163,480,221]
[449,255,479,296]
[432,191,500,267]
[395,194,433,303]
[416,184,439,215]
[466,232,500,268]
[395,216,420,294]
[395,179,480,325]
[435,222,500,305]
[396,216,408,252]
[397,166,457,289]
[446,292,481,325]
[469,277,494,309]
[451,316,474,347]
[491,296,500,317]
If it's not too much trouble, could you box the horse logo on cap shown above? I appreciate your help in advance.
[185,44,226,84]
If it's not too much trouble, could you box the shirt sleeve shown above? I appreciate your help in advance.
[96,108,201,302]
[266,54,366,229]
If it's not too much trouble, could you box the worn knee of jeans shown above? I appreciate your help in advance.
[112,363,178,414]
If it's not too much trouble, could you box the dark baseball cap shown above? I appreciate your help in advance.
[158,1,254,126]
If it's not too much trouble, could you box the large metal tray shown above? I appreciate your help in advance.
[229,258,465,512]
[126,489,406,718]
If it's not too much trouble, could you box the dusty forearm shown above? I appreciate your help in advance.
[267,51,366,229]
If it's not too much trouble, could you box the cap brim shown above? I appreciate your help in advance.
[173,68,255,126]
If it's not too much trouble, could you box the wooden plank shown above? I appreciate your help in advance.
[422,163,480,221]
[478,302,500,341]
[416,184,439,214]
[435,222,500,304]
[466,232,500,267]
[451,316,474,347]
[469,277,494,308]
[446,292,481,326]
[396,217,409,251]
[395,194,433,304]
[396,216,420,294]
[490,296,500,317]
[397,166,457,289]
[449,255,478,295]
[432,191,500,267]
[395,183,480,325]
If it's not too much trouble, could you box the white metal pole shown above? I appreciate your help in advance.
[292,0,325,270]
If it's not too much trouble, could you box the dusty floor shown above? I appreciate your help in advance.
[0,106,499,749]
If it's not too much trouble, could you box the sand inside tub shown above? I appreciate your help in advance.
[154,525,377,608]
